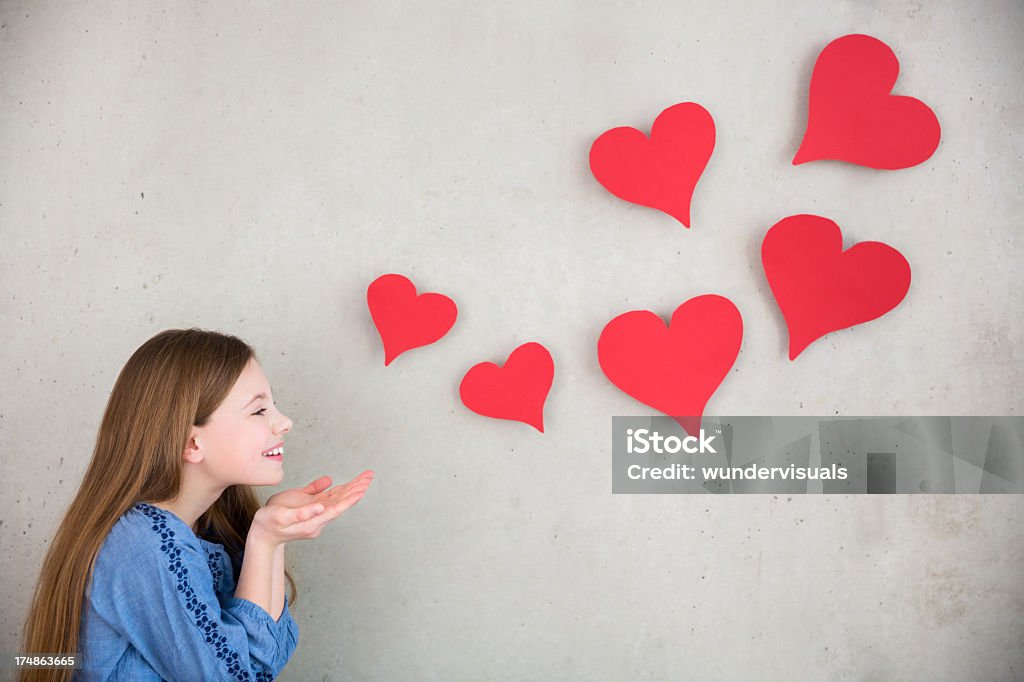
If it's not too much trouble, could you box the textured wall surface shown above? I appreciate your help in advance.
[2,1,1022,679]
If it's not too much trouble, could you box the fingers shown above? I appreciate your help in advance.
[313,491,364,525]
[303,475,333,494]
[311,472,374,502]
[288,502,325,526]
[273,471,374,539]
[338,471,375,496]
[344,470,375,486]
[357,469,375,481]
[333,489,367,514]
[284,490,362,535]
[307,476,373,524]
[326,480,372,512]
[307,471,371,498]
[325,476,374,504]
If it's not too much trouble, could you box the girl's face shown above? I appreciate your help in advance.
[190,357,293,488]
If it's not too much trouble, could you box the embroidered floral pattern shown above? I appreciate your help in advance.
[207,548,225,592]
[135,503,273,682]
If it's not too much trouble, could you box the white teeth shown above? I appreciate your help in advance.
[263,447,284,457]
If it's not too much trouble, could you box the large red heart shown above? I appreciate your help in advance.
[793,34,940,169]
[459,343,554,433]
[761,214,912,360]
[367,274,457,365]
[597,295,742,435]
[589,102,715,228]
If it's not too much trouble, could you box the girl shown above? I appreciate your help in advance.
[20,328,374,681]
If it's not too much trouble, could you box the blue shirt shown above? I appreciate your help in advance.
[76,502,299,681]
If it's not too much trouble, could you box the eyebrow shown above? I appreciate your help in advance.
[243,393,269,409]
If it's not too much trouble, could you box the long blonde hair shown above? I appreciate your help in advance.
[20,328,298,682]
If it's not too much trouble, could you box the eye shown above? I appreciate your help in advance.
[253,408,268,416]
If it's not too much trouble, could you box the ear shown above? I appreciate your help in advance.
[183,430,204,464]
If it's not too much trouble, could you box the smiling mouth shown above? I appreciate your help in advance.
[261,444,284,458]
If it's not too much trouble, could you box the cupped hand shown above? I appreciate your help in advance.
[251,470,375,545]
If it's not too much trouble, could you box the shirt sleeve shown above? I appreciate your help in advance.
[91,531,299,682]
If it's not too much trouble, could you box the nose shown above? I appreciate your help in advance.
[274,409,293,435]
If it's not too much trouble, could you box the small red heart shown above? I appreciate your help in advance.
[793,34,940,169]
[367,274,457,365]
[589,102,715,228]
[761,214,912,360]
[459,343,554,433]
[597,295,742,435]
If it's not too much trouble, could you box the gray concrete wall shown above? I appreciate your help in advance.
[2,1,1022,679]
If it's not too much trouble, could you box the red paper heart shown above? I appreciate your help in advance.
[459,343,554,433]
[761,214,912,360]
[367,274,457,365]
[793,34,940,169]
[589,102,715,228]
[597,295,742,435]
